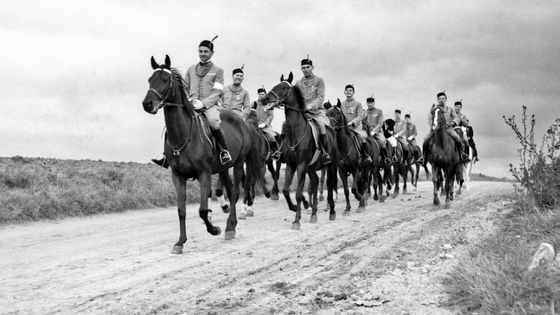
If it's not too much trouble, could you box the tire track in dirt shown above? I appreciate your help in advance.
[0,182,512,314]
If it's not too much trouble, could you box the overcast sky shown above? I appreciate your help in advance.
[1,0,559,177]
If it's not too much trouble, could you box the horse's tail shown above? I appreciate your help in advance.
[245,127,268,192]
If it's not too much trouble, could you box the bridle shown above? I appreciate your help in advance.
[266,81,307,113]
[148,68,185,112]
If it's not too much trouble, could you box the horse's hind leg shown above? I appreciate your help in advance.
[339,169,351,215]
[308,170,319,223]
[282,164,297,212]
[292,163,307,230]
[318,169,326,202]
[270,160,281,200]
[215,175,230,213]
[432,167,440,206]
[327,164,337,221]
[220,170,237,240]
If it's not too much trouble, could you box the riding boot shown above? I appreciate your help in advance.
[421,141,429,166]
[211,128,232,164]
[319,134,332,165]
[152,133,169,169]
[391,147,398,163]
[361,143,372,164]
[270,141,281,160]
[457,142,468,162]
[381,147,391,164]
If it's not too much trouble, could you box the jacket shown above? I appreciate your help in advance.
[184,61,224,109]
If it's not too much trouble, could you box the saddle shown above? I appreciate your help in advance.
[306,119,321,166]
[348,130,364,155]
[196,112,216,149]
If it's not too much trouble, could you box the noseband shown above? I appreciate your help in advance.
[267,81,307,113]
[148,68,184,110]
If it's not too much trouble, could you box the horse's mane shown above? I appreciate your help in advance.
[170,68,188,101]
[290,84,307,111]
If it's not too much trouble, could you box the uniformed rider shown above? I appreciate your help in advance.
[363,96,390,163]
[222,66,251,119]
[340,84,372,163]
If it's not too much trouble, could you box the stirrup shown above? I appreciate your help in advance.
[151,157,169,169]
[322,153,332,165]
[391,155,398,163]
[271,151,281,160]
[384,157,391,164]
[363,154,372,163]
[417,156,424,164]
[220,150,232,165]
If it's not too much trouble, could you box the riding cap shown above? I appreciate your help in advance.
[395,109,402,114]
[301,55,313,66]
[344,84,354,91]
[366,97,375,103]
[405,114,411,118]
[454,101,462,106]
[232,64,244,75]
[257,87,266,94]
[437,91,447,98]
[199,35,218,52]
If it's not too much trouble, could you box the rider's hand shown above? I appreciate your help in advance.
[370,131,375,137]
[193,99,204,110]
[347,122,353,127]
[258,123,266,129]
[407,136,413,141]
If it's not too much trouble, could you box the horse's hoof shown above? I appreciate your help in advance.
[318,195,324,202]
[310,215,317,223]
[264,191,271,198]
[221,205,230,213]
[289,205,297,212]
[343,210,350,216]
[445,202,451,209]
[224,231,236,240]
[271,194,279,201]
[434,198,440,206]
[211,226,221,236]
[171,245,183,255]
[291,222,301,230]
[329,213,336,221]
[450,195,455,201]
[303,201,309,209]
[246,209,254,217]
[238,211,247,220]
[373,195,379,201]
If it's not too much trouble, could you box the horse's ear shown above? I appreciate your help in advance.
[151,56,158,70]
[280,74,284,82]
[336,98,341,107]
[164,55,171,69]
[287,72,293,83]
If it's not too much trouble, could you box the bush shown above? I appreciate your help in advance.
[503,106,560,209]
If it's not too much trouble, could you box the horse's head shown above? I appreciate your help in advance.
[142,55,190,115]
[383,118,395,138]
[326,99,346,128]
[260,72,293,108]
[431,106,447,131]
[245,107,258,127]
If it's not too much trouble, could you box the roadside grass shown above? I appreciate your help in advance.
[443,195,560,314]
[0,156,198,223]
[443,107,560,314]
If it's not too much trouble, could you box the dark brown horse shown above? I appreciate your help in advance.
[326,99,369,214]
[408,142,431,188]
[427,107,461,207]
[260,73,338,229]
[382,119,409,197]
[360,119,386,202]
[142,55,258,253]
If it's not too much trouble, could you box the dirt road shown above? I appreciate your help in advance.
[0,181,513,314]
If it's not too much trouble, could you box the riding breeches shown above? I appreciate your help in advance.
[206,106,221,129]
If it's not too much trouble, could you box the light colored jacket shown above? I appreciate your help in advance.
[365,107,384,135]
[404,122,418,139]
[184,61,224,109]
[394,117,406,137]
[222,85,251,117]
[255,101,274,127]
[296,74,325,111]
[428,104,459,130]
[457,111,470,127]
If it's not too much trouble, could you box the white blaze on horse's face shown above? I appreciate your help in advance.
[432,108,440,131]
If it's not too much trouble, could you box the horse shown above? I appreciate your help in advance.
[360,118,386,202]
[142,55,261,253]
[454,126,472,195]
[427,107,461,207]
[408,142,431,188]
[325,99,369,214]
[240,108,275,217]
[260,72,338,229]
[382,119,409,197]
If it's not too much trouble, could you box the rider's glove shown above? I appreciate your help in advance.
[258,123,266,129]
[193,99,204,110]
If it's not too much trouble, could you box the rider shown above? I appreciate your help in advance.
[151,37,232,168]
[454,100,479,162]
[403,113,422,162]
[222,65,251,119]
[421,91,468,166]
[393,109,412,160]
[340,84,372,163]
[278,56,331,164]
[253,87,280,159]
[363,96,390,163]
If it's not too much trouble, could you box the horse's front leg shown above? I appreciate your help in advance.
[292,163,307,230]
[318,168,326,202]
[351,170,365,212]
[270,159,281,200]
[171,172,188,254]
[326,164,337,221]
[198,172,221,239]
[432,167,441,206]
[307,169,319,223]
[339,168,351,215]
[282,164,297,212]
